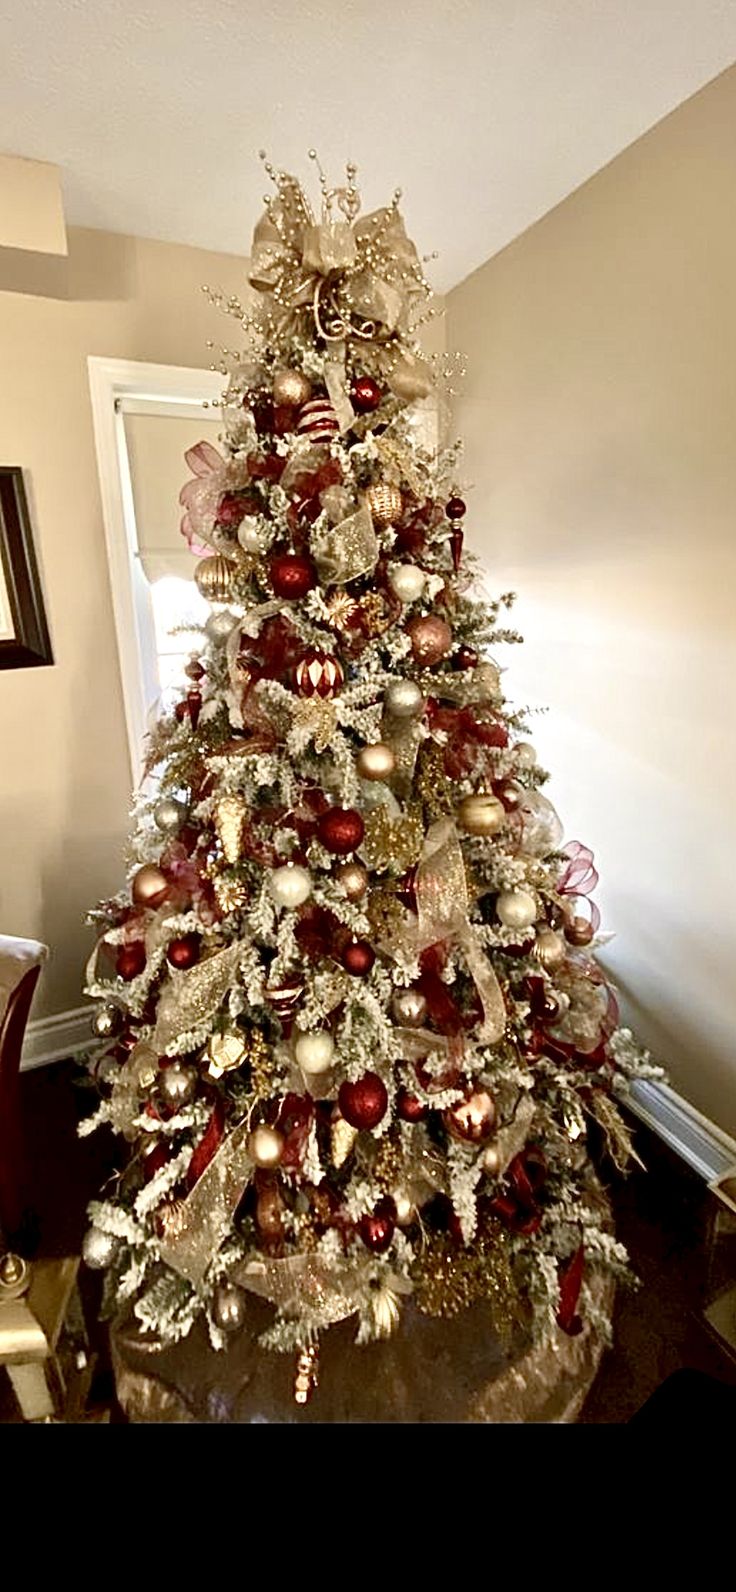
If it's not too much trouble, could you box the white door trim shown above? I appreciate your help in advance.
[86,356,223,786]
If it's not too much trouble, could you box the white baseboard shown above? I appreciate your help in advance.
[21,1005,91,1071]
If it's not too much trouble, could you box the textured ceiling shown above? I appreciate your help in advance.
[2,1,736,290]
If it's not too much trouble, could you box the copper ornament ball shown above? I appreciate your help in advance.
[335,860,369,902]
[391,987,427,1028]
[407,614,453,666]
[444,1088,496,1144]
[272,368,312,407]
[341,939,376,977]
[158,1061,198,1109]
[338,1072,389,1131]
[194,553,238,604]
[355,742,396,782]
[533,927,566,969]
[317,806,365,856]
[131,863,170,909]
[269,552,316,601]
[565,914,594,947]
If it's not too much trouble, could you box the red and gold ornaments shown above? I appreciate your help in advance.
[294,649,344,699]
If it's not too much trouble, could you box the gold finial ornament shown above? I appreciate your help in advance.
[0,1252,30,1300]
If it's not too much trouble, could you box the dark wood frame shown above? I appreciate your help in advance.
[0,466,53,669]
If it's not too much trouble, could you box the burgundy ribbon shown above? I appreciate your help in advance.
[187,1097,225,1189]
[556,1243,585,1336]
[491,1146,547,1235]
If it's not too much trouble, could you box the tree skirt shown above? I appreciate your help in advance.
[110,1272,613,1424]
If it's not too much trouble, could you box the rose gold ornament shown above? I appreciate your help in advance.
[456,792,505,837]
[294,649,344,699]
[365,480,402,528]
[444,1088,496,1144]
[533,928,566,970]
[565,914,594,947]
[356,742,396,782]
[256,1184,285,1245]
[273,368,312,407]
[408,614,453,666]
[131,863,169,908]
[481,1143,501,1176]
[194,554,238,603]
[335,860,369,902]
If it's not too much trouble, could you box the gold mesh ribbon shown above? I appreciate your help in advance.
[157,1119,254,1287]
[310,505,378,585]
[153,942,246,1054]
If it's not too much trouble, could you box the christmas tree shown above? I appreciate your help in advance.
[82,154,655,1407]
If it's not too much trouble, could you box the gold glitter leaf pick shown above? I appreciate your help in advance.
[214,792,248,864]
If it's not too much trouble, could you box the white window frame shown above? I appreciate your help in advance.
[87,356,223,786]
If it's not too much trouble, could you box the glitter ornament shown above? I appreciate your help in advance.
[388,563,426,604]
[295,1030,335,1076]
[153,796,186,835]
[497,889,537,930]
[158,1061,198,1109]
[166,934,201,970]
[82,1227,120,1271]
[268,862,313,909]
[317,806,365,855]
[444,1089,496,1144]
[391,987,427,1027]
[214,791,248,864]
[355,742,396,782]
[533,928,566,969]
[334,860,369,901]
[341,939,376,976]
[297,396,339,442]
[248,1124,285,1169]
[396,1086,427,1123]
[384,678,424,718]
[350,374,382,412]
[358,1196,396,1253]
[91,1002,120,1039]
[365,480,402,528]
[212,1280,248,1333]
[273,368,312,407]
[116,942,146,981]
[269,551,316,600]
[454,644,479,670]
[456,792,505,837]
[205,608,239,643]
[408,614,452,666]
[338,1072,388,1130]
[131,863,169,908]
[194,554,238,603]
[294,649,344,699]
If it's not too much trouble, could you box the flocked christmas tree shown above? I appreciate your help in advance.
[82,153,657,1406]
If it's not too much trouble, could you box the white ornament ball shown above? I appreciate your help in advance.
[384,679,424,719]
[248,1124,285,1169]
[392,1191,416,1227]
[238,521,262,555]
[496,888,538,930]
[205,608,239,644]
[514,742,537,769]
[153,796,186,835]
[268,863,312,909]
[295,1030,335,1076]
[388,564,426,604]
[82,1227,120,1271]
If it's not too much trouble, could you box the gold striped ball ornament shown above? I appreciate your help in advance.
[456,792,505,837]
[194,554,238,604]
[365,480,402,529]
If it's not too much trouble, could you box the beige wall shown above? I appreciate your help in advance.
[447,66,736,1133]
[0,228,247,1021]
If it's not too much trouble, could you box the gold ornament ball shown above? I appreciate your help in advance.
[273,368,312,407]
[248,1123,285,1169]
[481,1143,502,1176]
[444,1089,497,1145]
[194,553,238,604]
[365,480,403,529]
[356,742,396,782]
[91,1002,120,1040]
[473,661,502,701]
[335,860,369,902]
[0,1252,30,1299]
[391,987,428,1028]
[238,521,262,555]
[153,796,186,835]
[131,863,169,908]
[158,1061,198,1109]
[82,1227,120,1271]
[456,792,505,838]
[496,888,538,930]
[408,614,453,666]
[384,679,424,719]
[392,1190,417,1227]
[533,927,566,970]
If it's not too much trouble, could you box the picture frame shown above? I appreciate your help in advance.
[0,466,53,669]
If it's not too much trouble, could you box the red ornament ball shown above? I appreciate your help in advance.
[350,375,382,413]
[407,614,453,666]
[341,939,376,977]
[454,644,479,671]
[338,1072,388,1130]
[217,492,245,528]
[317,806,365,856]
[166,933,201,971]
[358,1196,396,1254]
[446,496,467,520]
[269,552,316,601]
[116,942,146,982]
[294,648,344,699]
[396,1085,427,1124]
